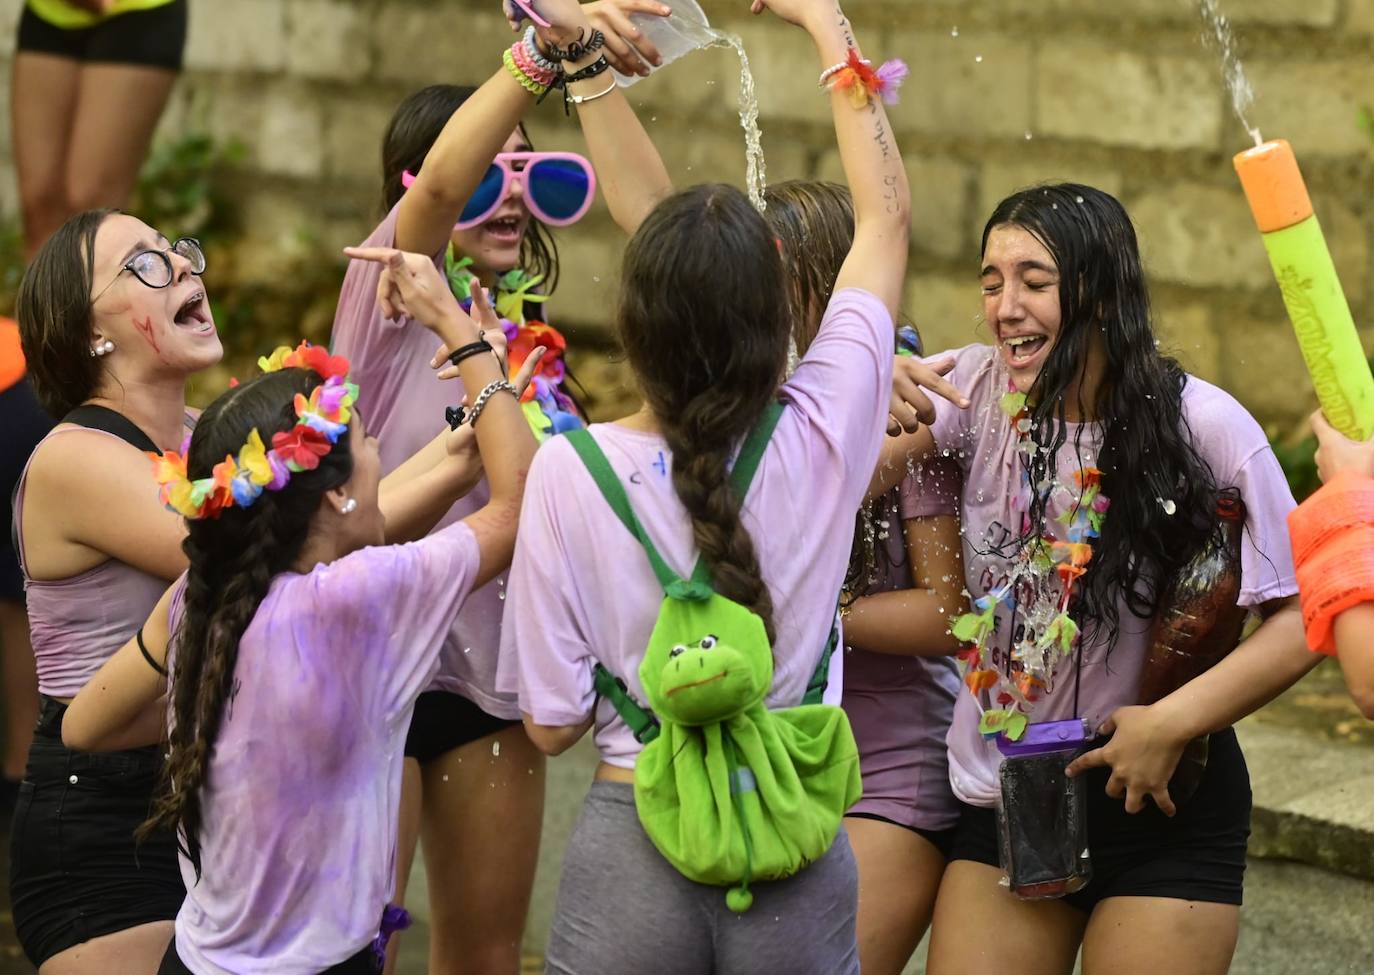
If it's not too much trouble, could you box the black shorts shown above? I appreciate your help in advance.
[844,811,958,860]
[10,696,185,966]
[403,690,520,764]
[948,726,1251,912]
[159,938,380,974]
[16,0,188,70]
[1,377,53,603]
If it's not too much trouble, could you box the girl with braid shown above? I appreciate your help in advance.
[497,1,959,969]
[61,260,539,975]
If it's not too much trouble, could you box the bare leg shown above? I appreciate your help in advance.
[846,816,947,975]
[382,759,424,975]
[1081,897,1239,975]
[926,860,1085,975]
[11,52,80,259]
[420,724,545,974]
[0,601,39,781]
[38,920,174,975]
[63,62,178,214]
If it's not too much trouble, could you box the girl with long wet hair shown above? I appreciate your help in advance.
[327,3,673,967]
[876,183,1313,975]
[61,258,539,974]
[765,178,967,974]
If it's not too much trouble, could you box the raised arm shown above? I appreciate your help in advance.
[756,0,910,315]
[346,247,539,585]
[535,0,675,234]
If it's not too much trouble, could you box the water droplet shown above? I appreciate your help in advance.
[1024,131,1034,141]
[974,55,984,63]
[1075,196,1084,204]
[1159,498,1177,515]
[493,741,502,756]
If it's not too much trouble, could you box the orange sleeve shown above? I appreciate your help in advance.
[0,318,25,393]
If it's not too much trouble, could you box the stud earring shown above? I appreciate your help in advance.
[340,498,358,515]
[90,339,115,357]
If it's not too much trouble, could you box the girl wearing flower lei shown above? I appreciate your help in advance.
[61,256,540,975]
[326,1,675,969]
[876,184,1312,975]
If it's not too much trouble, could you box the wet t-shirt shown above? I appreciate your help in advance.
[927,344,1298,807]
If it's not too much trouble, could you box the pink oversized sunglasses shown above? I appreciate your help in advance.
[402,152,597,230]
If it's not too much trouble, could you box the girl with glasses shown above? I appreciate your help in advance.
[328,2,672,970]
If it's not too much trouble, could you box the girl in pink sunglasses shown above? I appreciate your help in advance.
[328,1,671,972]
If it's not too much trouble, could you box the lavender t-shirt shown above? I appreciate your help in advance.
[843,458,963,831]
[330,204,514,717]
[928,344,1299,807]
[498,289,895,768]
[169,521,480,974]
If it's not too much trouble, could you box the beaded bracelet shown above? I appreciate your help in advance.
[467,380,518,428]
[503,47,550,97]
[818,57,869,87]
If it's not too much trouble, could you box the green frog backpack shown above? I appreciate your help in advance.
[565,403,862,913]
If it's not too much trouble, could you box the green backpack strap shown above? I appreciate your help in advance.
[801,598,841,706]
[593,663,660,744]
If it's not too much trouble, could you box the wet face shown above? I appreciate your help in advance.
[88,214,222,376]
[339,415,385,550]
[450,129,533,282]
[980,225,1063,395]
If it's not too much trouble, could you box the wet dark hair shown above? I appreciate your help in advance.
[982,183,1219,639]
[618,184,790,640]
[16,208,119,418]
[764,180,855,357]
[380,84,559,294]
[140,368,354,873]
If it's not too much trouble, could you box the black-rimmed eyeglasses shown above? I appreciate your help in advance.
[91,238,207,304]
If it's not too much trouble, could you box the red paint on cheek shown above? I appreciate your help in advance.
[132,316,164,359]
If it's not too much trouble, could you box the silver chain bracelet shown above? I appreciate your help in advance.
[466,380,518,428]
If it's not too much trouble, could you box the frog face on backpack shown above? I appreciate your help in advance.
[640,594,773,726]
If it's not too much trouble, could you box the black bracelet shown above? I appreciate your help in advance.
[446,339,494,368]
[137,627,168,678]
[546,28,605,62]
[563,55,611,85]
[445,405,467,430]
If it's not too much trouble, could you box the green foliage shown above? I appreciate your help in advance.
[0,220,23,318]
[1270,351,1374,502]
[131,131,246,238]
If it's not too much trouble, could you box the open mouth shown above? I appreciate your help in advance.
[173,291,214,334]
[482,216,524,243]
[1003,333,1048,367]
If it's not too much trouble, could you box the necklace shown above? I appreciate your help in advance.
[949,384,1110,741]
[445,247,581,439]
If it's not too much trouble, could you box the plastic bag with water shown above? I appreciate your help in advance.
[995,719,1092,900]
[613,0,717,86]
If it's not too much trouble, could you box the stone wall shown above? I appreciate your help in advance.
[2,0,1372,426]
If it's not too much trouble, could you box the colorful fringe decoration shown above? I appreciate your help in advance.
[826,49,909,108]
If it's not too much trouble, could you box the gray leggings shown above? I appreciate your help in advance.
[545,780,859,975]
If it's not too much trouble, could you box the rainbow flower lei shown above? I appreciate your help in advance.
[949,384,1111,742]
[150,341,359,520]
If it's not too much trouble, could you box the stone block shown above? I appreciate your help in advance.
[0,156,16,224]
[1132,183,1274,290]
[902,274,986,357]
[0,0,19,56]
[645,124,806,193]
[1036,42,1221,151]
[816,151,972,261]
[890,31,1034,141]
[549,230,624,336]
[0,58,11,158]
[977,160,1125,237]
[185,0,287,73]
[712,21,826,125]
[1351,0,1374,33]
[233,188,323,281]
[372,4,512,86]
[1219,318,1316,422]
[286,0,371,82]
[256,88,326,179]
[1152,300,1221,384]
[1244,58,1374,156]
[621,44,737,117]
[323,92,396,183]
[180,77,268,160]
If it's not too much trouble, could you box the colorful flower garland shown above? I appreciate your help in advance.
[445,248,582,440]
[150,342,358,520]
[949,384,1111,742]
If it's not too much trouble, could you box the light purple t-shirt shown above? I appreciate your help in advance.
[330,204,514,717]
[168,521,480,974]
[928,344,1299,807]
[498,288,895,768]
[843,458,962,831]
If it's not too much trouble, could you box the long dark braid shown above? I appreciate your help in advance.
[140,369,353,873]
[617,184,791,641]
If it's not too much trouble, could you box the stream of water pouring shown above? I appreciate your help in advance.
[704,30,769,212]
[1197,0,1263,146]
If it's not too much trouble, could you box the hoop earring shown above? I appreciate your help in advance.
[90,339,115,357]
[340,498,358,515]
